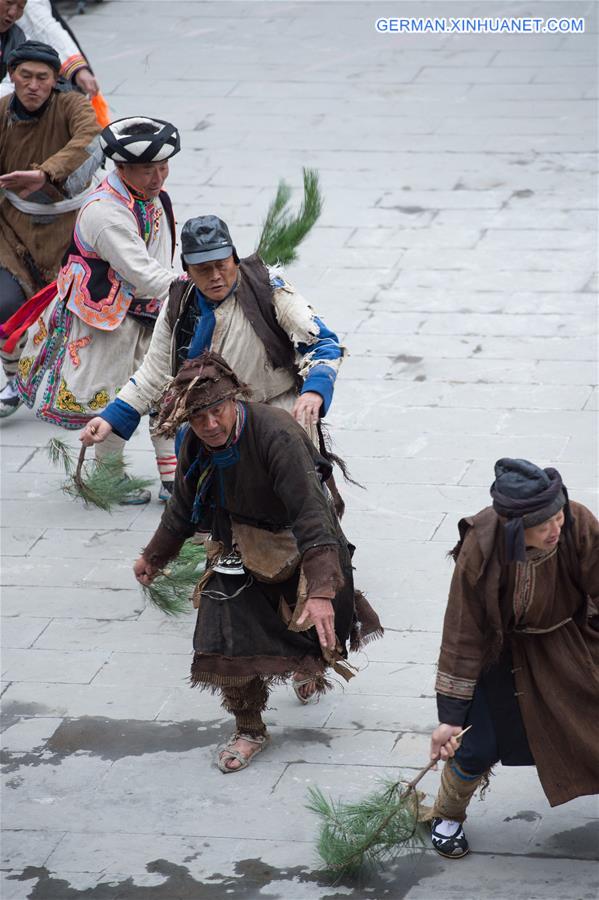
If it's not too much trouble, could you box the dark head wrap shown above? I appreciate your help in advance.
[100,117,180,164]
[154,351,251,438]
[8,41,61,74]
[490,458,569,562]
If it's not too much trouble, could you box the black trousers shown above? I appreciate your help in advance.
[456,651,535,775]
[0,267,26,325]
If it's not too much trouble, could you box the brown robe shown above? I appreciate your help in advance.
[0,88,100,294]
[436,501,599,807]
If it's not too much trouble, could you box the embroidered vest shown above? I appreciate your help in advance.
[57,172,175,332]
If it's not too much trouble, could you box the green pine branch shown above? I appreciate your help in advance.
[257,168,323,266]
[46,438,153,512]
[142,540,206,616]
[307,779,426,874]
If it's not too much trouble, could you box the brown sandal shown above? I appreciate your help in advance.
[216,732,269,774]
[292,676,319,705]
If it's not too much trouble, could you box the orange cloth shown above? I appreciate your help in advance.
[91,94,111,128]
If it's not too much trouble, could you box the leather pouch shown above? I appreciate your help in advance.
[231,521,300,583]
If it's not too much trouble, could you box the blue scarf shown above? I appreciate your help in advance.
[186,279,239,360]
[184,402,247,524]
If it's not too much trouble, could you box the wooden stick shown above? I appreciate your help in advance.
[74,444,87,491]
[404,725,472,790]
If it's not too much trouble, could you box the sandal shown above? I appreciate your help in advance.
[430,817,470,859]
[292,676,319,705]
[216,732,269,774]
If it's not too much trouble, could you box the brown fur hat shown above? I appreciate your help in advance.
[154,351,251,437]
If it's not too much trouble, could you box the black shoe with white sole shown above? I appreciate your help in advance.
[0,378,23,418]
[430,817,470,859]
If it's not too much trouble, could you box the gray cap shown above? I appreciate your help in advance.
[181,216,234,265]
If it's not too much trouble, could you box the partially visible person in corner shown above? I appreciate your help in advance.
[428,457,599,859]
[0,39,100,416]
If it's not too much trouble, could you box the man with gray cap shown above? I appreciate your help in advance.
[81,214,346,526]
[12,116,181,501]
[426,458,599,859]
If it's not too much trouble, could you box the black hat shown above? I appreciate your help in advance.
[100,117,180,164]
[8,41,61,74]
[181,216,235,265]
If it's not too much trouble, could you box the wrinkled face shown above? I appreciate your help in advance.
[187,255,238,302]
[0,0,26,33]
[524,509,565,551]
[10,61,56,111]
[116,161,169,199]
[189,399,237,448]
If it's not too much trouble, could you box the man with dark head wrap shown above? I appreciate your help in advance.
[7,116,181,501]
[426,458,598,858]
[0,38,100,415]
[133,350,381,771]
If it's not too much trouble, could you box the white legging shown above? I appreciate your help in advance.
[94,420,176,482]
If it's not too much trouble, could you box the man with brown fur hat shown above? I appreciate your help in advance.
[133,350,381,773]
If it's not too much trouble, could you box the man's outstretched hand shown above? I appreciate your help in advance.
[133,556,159,586]
[296,596,336,651]
[0,169,47,198]
[75,68,100,97]
[292,391,322,428]
[80,417,113,447]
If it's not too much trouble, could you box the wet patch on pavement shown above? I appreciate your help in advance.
[504,810,542,823]
[534,820,599,860]
[2,717,335,773]
[1,717,230,773]
[7,852,443,899]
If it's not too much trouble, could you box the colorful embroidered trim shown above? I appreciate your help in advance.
[61,53,88,81]
[435,670,477,700]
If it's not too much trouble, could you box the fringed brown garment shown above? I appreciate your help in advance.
[143,400,383,699]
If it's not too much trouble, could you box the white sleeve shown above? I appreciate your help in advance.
[117,299,176,414]
[20,0,81,65]
[79,202,175,302]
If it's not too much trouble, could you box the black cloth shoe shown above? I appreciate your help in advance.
[430,817,470,859]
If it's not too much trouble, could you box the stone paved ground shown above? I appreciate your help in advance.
[1,1,598,898]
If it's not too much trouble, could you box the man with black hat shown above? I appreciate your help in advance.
[427,458,599,859]
[0,38,100,415]
[133,350,381,772]
[11,116,181,501]
[80,214,346,520]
